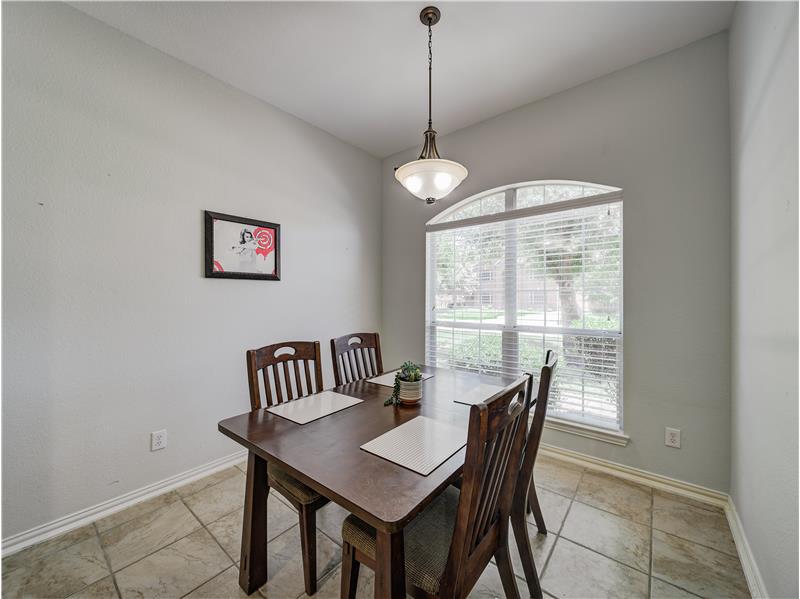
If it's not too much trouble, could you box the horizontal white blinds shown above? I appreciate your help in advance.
[426,188,623,430]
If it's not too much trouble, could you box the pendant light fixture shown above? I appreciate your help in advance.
[395,6,468,205]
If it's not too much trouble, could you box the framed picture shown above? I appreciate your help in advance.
[204,211,280,280]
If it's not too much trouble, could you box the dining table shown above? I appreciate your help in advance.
[217,364,516,598]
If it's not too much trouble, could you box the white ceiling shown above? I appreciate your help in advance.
[71,2,734,158]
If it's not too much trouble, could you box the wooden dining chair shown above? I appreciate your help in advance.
[330,332,383,386]
[245,340,330,596]
[339,375,532,599]
[511,350,558,599]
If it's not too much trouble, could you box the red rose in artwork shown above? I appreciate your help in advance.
[253,227,275,259]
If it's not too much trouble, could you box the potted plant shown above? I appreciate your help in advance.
[384,361,424,406]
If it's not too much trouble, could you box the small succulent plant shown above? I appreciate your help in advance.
[384,361,423,406]
[397,361,422,382]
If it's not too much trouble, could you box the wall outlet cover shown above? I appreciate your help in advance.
[151,429,167,451]
[665,427,681,449]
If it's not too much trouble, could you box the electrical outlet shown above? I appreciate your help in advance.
[665,427,681,449]
[151,429,167,451]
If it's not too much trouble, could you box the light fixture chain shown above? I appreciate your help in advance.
[428,21,433,128]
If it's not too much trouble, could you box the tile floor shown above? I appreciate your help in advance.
[2,457,750,599]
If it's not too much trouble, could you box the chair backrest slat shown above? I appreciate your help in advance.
[246,341,324,410]
[363,349,370,377]
[355,350,366,379]
[303,360,313,395]
[487,431,515,526]
[272,364,284,404]
[283,361,293,400]
[439,375,531,597]
[330,333,384,386]
[472,418,519,548]
[348,351,358,381]
[293,360,302,395]
[471,436,501,547]
[513,351,558,516]
[261,368,272,407]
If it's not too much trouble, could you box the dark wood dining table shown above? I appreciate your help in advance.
[218,364,515,599]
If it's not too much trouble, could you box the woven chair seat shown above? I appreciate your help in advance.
[342,486,460,594]
[268,462,323,505]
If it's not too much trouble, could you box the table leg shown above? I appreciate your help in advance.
[239,452,268,594]
[374,529,405,599]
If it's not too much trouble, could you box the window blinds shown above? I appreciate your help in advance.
[426,185,623,430]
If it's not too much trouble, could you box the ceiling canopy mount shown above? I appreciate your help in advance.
[419,6,441,26]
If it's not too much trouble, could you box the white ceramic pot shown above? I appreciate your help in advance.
[397,380,422,405]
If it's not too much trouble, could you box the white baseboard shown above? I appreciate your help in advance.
[541,444,768,598]
[1,450,247,557]
[724,497,769,598]
[540,443,729,507]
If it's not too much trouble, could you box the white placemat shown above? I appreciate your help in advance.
[453,383,506,405]
[360,416,467,476]
[367,369,434,388]
[266,391,363,425]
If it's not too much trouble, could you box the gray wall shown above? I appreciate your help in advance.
[729,3,798,596]
[382,33,732,491]
[2,3,381,537]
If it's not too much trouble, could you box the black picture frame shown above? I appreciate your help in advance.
[204,210,281,281]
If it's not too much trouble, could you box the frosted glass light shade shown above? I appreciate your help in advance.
[395,158,468,202]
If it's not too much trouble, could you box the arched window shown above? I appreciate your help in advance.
[426,180,624,432]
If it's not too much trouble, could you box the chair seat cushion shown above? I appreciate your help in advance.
[268,462,322,505]
[341,485,459,594]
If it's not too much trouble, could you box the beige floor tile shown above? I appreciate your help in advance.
[650,577,702,598]
[183,471,247,525]
[575,471,652,525]
[184,566,250,598]
[528,485,572,533]
[533,457,583,498]
[298,563,376,599]
[467,562,526,598]
[653,489,724,515]
[206,510,245,563]
[207,495,296,562]
[236,461,248,474]
[100,500,201,571]
[114,528,231,599]
[541,538,649,599]
[66,576,119,599]
[95,492,181,533]
[651,530,749,599]
[178,467,243,498]
[2,524,97,572]
[316,502,351,545]
[653,493,737,556]
[2,536,110,599]
[507,521,557,585]
[561,501,650,572]
[257,525,340,598]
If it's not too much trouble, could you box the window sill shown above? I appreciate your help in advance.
[543,417,630,447]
